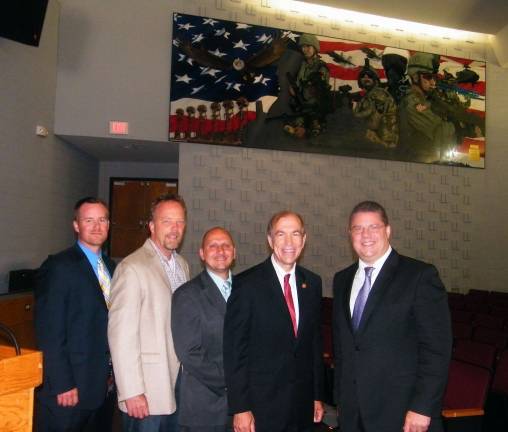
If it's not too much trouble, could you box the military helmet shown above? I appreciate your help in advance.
[357,58,380,88]
[298,33,320,52]
[407,52,439,76]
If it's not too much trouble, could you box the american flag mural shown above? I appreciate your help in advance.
[170,12,486,168]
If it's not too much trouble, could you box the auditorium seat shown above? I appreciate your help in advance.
[473,313,505,330]
[447,292,465,310]
[473,327,508,352]
[442,360,491,432]
[450,309,473,324]
[452,321,473,341]
[453,339,496,371]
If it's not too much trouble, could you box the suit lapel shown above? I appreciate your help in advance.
[356,250,399,334]
[295,267,310,342]
[199,271,226,316]
[72,244,108,311]
[343,264,358,333]
[143,239,172,291]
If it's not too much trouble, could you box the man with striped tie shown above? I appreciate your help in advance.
[35,197,116,431]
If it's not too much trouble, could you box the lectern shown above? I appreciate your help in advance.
[0,345,42,432]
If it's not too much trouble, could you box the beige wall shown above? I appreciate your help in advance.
[12,0,505,295]
[0,0,99,293]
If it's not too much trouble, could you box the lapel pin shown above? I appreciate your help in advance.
[301,283,307,289]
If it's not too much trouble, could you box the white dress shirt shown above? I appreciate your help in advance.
[349,246,393,315]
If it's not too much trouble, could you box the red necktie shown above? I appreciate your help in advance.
[284,274,297,336]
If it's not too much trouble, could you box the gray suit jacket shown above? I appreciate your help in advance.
[171,270,229,427]
[108,239,190,415]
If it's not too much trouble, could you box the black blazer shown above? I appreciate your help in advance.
[35,243,116,409]
[224,258,324,432]
[172,270,229,427]
[333,249,452,432]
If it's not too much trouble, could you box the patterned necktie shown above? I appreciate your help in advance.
[222,280,231,301]
[352,267,374,331]
[284,274,297,336]
[97,257,111,308]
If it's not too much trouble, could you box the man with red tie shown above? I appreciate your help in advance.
[224,211,325,432]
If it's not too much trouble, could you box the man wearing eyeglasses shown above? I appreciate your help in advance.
[35,197,116,431]
[399,51,456,163]
[333,201,451,432]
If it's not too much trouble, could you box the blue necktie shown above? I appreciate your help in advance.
[222,280,232,301]
[352,267,374,331]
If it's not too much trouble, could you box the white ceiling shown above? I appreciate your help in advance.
[314,0,508,35]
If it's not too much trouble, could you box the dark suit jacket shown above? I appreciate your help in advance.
[171,270,230,427]
[35,243,116,410]
[332,249,452,432]
[224,258,324,432]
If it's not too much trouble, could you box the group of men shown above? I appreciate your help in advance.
[34,194,452,432]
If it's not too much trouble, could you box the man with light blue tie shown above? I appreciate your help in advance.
[171,227,236,432]
[333,201,452,432]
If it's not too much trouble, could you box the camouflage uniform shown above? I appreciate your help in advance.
[286,34,332,138]
[399,52,456,163]
[353,62,398,148]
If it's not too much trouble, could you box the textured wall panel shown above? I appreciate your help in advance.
[179,144,473,296]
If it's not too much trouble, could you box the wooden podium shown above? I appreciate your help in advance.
[0,345,42,432]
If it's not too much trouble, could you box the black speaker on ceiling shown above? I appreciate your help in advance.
[0,0,49,47]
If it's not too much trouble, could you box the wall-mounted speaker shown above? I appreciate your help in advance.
[0,0,49,47]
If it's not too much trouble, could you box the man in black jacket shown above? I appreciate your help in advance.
[224,211,324,432]
[333,201,452,432]
[35,197,116,431]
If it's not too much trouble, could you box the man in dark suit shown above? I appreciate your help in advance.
[333,201,452,432]
[35,197,116,432]
[172,227,236,432]
[224,211,324,432]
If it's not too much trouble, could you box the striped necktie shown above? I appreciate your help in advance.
[352,267,374,331]
[222,280,232,301]
[97,257,111,308]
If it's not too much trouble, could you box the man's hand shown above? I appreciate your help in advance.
[56,388,78,407]
[125,394,150,419]
[403,410,431,432]
[314,400,325,423]
[233,411,255,432]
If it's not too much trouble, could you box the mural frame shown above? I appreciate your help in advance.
[169,12,486,168]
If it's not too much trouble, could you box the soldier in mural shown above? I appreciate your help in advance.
[284,33,332,139]
[399,52,456,163]
[353,59,398,149]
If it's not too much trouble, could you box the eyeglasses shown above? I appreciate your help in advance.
[350,224,385,235]
[419,73,438,81]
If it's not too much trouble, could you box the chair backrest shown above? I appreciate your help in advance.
[448,292,465,310]
[322,324,333,365]
[468,289,489,301]
[453,339,496,370]
[491,349,508,395]
[452,321,473,341]
[488,294,508,310]
[473,327,508,350]
[473,313,505,330]
[451,309,474,324]
[489,306,508,319]
[442,360,491,410]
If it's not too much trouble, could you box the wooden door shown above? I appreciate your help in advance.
[109,179,178,258]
